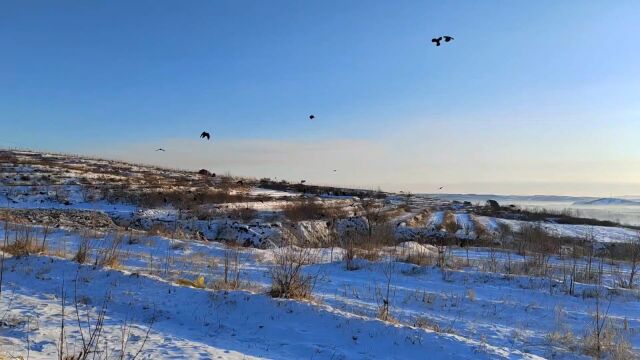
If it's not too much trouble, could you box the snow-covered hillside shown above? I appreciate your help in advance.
[1,150,639,359]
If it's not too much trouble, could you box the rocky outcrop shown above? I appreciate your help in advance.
[0,208,117,231]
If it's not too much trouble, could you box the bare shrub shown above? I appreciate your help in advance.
[1,219,7,296]
[513,222,559,276]
[341,221,395,270]
[471,217,488,241]
[282,199,325,222]
[581,290,634,359]
[375,260,395,322]
[361,198,390,241]
[57,273,155,360]
[342,230,360,271]
[40,223,52,251]
[434,212,459,268]
[269,246,318,299]
[622,232,640,289]
[213,246,242,290]
[583,320,633,359]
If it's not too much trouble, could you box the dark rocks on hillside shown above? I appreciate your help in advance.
[486,200,500,211]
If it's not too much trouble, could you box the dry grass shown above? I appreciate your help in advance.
[466,288,476,301]
[97,232,125,268]
[73,236,92,264]
[226,207,258,222]
[1,223,42,257]
[443,211,459,235]
[397,250,436,267]
[282,200,325,222]
[176,276,206,289]
[414,316,441,332]
[546,330,577,351]
[583,321,633,359]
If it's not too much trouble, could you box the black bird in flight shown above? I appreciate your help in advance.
[301,180,306,184]
[438,186,444,190]
[156,148,165,152]
[200,131,211,140]
[431,37,442,46]
[309,115,315,120]
[443,36,454,43]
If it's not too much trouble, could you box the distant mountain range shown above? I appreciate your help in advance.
[427,194,640,206]
[573,198,640,206]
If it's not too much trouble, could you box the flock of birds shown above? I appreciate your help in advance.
[431,35,454,47]
[154,36,453,190]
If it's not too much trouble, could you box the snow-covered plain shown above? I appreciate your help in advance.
[0,225,549,359]
[1,224,639,359]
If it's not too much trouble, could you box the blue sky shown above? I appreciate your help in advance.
[1,1,639,195]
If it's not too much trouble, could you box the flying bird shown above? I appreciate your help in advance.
[156,148,165,152]
[438,186,444,190]
[200,131,210,140]
[332,169,337,172]
[443,36,454,42]
[301,180,306,184]
[309,115,315,120]
[431,37,442,46]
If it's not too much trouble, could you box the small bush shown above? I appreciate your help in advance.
[269,247,318,299]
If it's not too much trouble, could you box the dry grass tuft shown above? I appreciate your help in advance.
[176,276,206,289]
[1,223,42,257]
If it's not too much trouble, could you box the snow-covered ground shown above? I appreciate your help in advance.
[474,216,638,244]
[0,225,549,359]
[2,150,640,359]
[1,224,638,359]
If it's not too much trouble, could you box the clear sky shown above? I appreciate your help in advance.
[2,1,639,196]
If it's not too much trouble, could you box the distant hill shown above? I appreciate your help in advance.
[573,198,640,206]
[429,193,596,204]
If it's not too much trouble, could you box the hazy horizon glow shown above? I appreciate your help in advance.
[2,1,639,196]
